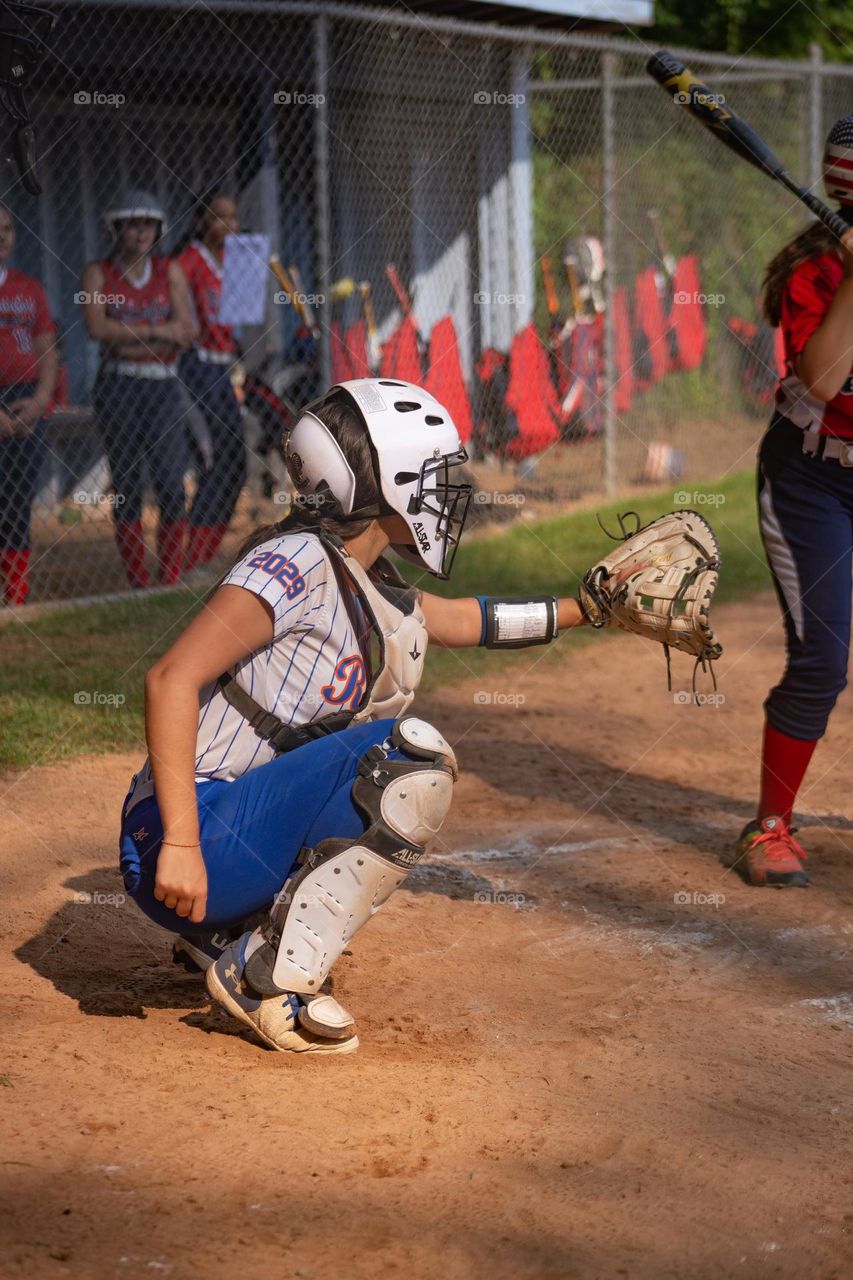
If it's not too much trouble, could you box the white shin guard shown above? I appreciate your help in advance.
[244,718,456,997]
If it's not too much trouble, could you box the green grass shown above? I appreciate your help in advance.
[0,470,767,768]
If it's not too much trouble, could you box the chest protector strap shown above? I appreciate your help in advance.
[217,532,415,755]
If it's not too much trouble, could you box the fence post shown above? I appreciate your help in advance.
[314,13,332,387]
[602,50,617,498]
[510,46,534,330]
[809,42,823,193]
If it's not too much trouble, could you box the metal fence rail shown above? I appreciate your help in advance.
[2,0,852,606]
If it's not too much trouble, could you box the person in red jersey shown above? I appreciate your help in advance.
[0,202,58,606]
[178,190,246,571]
[732,114,853,888]
[80,190,196,589]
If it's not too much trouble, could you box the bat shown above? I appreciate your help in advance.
[359,280,380,372]
[269,255,313,329]
[287,263,317,336]
[646,50,850,240]
[327,276,357,303]
[385,263,413,318]
[563,256,584,321]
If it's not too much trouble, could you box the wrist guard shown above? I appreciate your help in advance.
[478,596,558,649]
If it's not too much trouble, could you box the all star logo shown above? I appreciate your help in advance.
[413,522,431,552]
[392,848,422,867]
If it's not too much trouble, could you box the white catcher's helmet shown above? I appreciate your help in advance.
[285,378,472,579]
[103,189,168,243]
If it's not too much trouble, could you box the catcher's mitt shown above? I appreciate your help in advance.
[577,509,723,685]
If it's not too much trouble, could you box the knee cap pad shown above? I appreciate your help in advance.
[244,718,456,996]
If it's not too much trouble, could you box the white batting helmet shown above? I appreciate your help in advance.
[285,378,472,579]
[103,189,168,242]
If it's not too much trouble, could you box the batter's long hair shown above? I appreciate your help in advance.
[229,389,383,566]
[763,220,838,326]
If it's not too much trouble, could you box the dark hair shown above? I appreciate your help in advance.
[763,220,838,326]
[174,187,235,255]
[229,388,382,566]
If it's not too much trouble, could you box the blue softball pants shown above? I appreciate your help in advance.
[0,383,45,550]
[119,719,403,933]
[180,352,246,528]
[95,371,188,525]
[758,414,853,741]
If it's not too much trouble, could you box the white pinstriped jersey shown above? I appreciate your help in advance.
[124,532,373,814]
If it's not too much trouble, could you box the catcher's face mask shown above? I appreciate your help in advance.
[0,1,56,195]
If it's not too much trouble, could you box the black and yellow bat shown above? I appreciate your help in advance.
[646,50,850,240]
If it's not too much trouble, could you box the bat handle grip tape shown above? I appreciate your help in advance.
[801,192,851,241]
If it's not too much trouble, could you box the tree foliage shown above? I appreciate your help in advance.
[648,0,853,62]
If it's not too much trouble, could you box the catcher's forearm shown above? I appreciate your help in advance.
[421,593,584,648]
[558,598,586,630]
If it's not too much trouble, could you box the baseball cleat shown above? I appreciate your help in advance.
[172,929,238,975]
[205,932,358,1054]
[731,815,809,888]
[172,912,269,975]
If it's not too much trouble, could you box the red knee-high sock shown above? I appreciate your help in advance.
[184,525,216,572]
[204,523,228,562]
[157,518,186,585]
[1,549,30,605]
[759,721,818,827]
[114,522,150,590]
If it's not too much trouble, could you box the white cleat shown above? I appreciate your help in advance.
[206,932,358,1055]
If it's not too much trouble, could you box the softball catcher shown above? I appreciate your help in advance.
[119,378,722,1055]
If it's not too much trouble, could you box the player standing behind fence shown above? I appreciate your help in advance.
[80,190,196,590]
[0,202,57,606]
[733,115,853,888]
[178,191,246,572]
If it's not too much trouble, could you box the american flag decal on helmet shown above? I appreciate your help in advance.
[824,114,853,202]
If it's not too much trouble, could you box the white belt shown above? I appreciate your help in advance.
[102,360,176,380]
[802,432,853,467]
[195,348,235,366]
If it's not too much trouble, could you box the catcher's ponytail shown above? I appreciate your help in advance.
[763,220,838,326]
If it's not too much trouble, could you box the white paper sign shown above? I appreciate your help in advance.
[218,233,270,325]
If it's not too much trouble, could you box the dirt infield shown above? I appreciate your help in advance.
[2,594,852,1280]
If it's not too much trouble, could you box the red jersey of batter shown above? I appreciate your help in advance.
[178,241,236,354]
[0,265,55,387]
[776,249,853,439]
[98,255,175,365]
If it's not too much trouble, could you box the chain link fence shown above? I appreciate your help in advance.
[3,0,853,607]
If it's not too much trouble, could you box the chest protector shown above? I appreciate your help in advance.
[218,533,427,753]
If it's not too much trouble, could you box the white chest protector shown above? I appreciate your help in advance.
[335,546,428,725]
